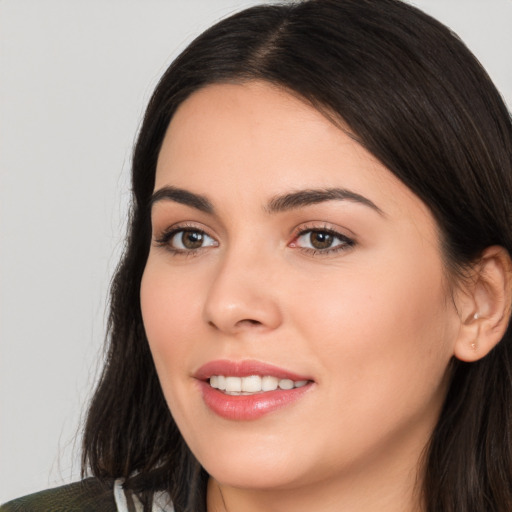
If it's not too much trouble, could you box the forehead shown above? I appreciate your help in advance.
[154,81,433,225]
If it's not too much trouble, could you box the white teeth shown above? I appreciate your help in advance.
[209,375,309,394]
[261,376,279,391]
[217,375,226,390]
[241,375,262,392]
[278,379,294,390]
[225,376,242,393]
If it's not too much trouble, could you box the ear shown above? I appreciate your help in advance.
[453,246,512,363]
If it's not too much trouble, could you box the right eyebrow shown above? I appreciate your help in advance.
[149,186,214,214]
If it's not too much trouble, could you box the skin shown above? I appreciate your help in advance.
[140,81,468,512]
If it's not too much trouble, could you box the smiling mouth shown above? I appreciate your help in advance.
[209,375,310,395]
[197,360,313,419]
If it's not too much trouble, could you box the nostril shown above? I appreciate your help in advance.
[207,318,263,332]
[236,319,263,327]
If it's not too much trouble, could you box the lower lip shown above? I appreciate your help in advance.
[198,380,312,420]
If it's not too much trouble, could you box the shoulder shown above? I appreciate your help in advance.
[0,478,116,512]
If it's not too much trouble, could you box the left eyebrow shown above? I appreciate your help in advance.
[265,188,384,215]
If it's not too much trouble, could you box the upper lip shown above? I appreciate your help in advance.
[194,359,312,382]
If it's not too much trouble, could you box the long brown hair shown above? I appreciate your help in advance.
[82,1,512,510]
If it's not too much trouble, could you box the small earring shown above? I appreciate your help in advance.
[473,313,480,320]
[471,341,478,351]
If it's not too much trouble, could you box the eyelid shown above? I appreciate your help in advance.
[288,222,356,254]
[290,219,356,238]
[153,222,219,254]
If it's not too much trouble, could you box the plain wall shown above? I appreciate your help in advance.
[1,0,511,503]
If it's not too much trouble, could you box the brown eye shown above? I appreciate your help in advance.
[309,231,334,249]
[180,230,205,249]
[292,229,354,254]
[163,229,218,252]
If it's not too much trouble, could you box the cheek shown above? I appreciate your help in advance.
[290,252,455,409]
[140,259,210,435]
[140,260,201,379]
[141,253,207,331]
[278,260,455,469]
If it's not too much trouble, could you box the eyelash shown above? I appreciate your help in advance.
[154,223,355,256]
[290,224,355,256]
[154,223,217,257]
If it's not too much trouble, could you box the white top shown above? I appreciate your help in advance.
[113,479,174,512]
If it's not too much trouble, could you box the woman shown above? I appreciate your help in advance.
[2,0,512,510]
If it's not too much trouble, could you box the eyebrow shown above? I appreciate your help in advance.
[150,186,214,213]
[266,188,384,215]
[149,186,383,216]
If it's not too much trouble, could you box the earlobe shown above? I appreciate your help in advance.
[453,246,512,363]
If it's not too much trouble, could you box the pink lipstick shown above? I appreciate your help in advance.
[195,360,313,420]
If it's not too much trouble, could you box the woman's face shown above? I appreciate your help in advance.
[141,82,460,493]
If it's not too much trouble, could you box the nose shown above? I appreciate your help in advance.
[202,247,283,335]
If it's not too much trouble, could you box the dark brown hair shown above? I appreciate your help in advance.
[82,1,512,511]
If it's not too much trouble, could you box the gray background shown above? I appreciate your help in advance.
[1,0,511,503]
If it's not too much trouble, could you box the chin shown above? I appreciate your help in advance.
[205,459,306,491]
[188,428,324,491]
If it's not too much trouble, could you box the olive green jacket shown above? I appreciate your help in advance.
[0,478,117,512]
